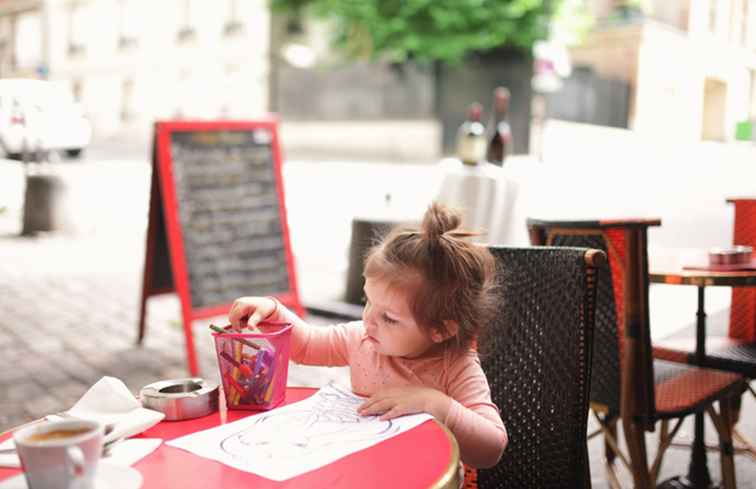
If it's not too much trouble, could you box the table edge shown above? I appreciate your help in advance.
[429,419,461,489]
[650,271,756,286]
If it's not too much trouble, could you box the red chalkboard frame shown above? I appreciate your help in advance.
[138,119,303,376]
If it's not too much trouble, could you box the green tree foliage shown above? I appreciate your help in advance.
[271,0,560,64]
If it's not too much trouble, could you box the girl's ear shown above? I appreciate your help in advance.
[431,320,459,343]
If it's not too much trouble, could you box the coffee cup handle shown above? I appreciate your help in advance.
[65,445,86,478]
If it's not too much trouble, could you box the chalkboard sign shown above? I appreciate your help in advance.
[138,120,303,375]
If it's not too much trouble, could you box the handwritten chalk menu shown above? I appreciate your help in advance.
[170,130,292,307]
[138,120,303,376]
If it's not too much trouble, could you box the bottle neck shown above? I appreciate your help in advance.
[492,107,508,125]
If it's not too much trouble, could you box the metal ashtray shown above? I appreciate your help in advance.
[708,246,753,266]
[140,378,219,421]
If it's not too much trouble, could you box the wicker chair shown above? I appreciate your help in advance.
[472,246,602,489]
[527,218,745,489]
[654,197,756,456]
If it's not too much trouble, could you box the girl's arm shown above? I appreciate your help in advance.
[443,354,508,469]
[228,297,356,367]
[356,353,507,468]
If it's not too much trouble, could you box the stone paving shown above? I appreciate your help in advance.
[0,232,349,432]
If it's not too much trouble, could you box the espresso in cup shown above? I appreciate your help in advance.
[26,428,92,443]
[13,419,103,489]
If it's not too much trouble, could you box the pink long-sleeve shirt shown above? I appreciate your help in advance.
[280,309,508,468]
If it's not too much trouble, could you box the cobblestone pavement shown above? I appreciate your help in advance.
[1,157,755,488]
[0,232,350,431]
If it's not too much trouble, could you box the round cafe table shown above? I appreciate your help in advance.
[650,259,756,489]
[0,387,460,489]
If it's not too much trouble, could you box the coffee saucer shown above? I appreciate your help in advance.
[0,462,142,489]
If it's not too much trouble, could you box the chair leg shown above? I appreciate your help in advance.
[590,411,626,489]
[623,417,652,489]
[731,388,743,425]
[730,383,756,461]
[605,417,624,489]
[606,416,617,465]
[649,419,669,484]
[706,399,737,489]
[733,428,756,461]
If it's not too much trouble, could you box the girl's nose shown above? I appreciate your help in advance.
[363,303,377,331]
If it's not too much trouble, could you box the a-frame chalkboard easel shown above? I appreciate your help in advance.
[138,120,303,375]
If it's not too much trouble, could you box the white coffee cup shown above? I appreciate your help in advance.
[13,419,104,489]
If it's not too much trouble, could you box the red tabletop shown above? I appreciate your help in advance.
[0,387,459,489]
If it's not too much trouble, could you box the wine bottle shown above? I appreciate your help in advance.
[456,102,486,165]
[486,87,512,166]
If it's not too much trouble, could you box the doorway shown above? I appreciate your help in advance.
[702,77,727,141]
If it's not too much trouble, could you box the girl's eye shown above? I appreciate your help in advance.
[382,314,398,325]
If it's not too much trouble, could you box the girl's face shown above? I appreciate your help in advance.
[362,276,438,358]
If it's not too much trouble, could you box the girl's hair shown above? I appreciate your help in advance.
[363,202,497,353]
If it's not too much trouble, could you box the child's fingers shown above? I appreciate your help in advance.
[357,397,378,413]
[379,407,404,421]
[229,301,255,329]
[228,306,243,329]
[229,297,276,329]
[247,310,265,328]
[359,398,394,416]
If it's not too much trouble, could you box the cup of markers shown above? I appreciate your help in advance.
[210,322,293,410]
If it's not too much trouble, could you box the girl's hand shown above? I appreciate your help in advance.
[358,386,451,421]
[228,296,279,330]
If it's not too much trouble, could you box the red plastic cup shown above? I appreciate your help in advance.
[212,322,293,410]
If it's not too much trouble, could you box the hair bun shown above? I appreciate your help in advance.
[421,203,462,241]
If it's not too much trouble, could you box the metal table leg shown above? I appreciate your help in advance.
[659,286,718,489]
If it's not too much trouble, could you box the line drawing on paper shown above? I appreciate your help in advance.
[219,384,401,462]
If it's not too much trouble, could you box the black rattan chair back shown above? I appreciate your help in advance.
[532,229,621,413]
[476,246,601,489]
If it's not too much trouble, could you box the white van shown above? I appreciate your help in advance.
[0,79,92,159]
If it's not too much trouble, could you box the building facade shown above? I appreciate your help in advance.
[571,0,756,142]
[0,0,271,137]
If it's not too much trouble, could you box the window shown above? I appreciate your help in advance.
[176,0,198,43]
[750,70,756,118]
[67,2,87,57]
[0,17,12,68]
[702,78,728,141]
[121,78,135,122]
[118,0,139,50]
[733,0,744,44]
[747,0,756,48]
[224,0,245,37]
[72,79,83,103]
[15,12,42,67]
[710,0,719,33]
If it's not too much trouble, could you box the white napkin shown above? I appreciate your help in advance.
[0,376,165,468]
[67,376,165,443]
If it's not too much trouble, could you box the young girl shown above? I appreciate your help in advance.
[228,203,507,468]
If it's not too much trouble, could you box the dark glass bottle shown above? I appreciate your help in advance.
[456,102,486,165]
[486,87,512,166]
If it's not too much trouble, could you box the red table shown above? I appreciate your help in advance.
[650,259,756,489]
[0,387,460,489]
